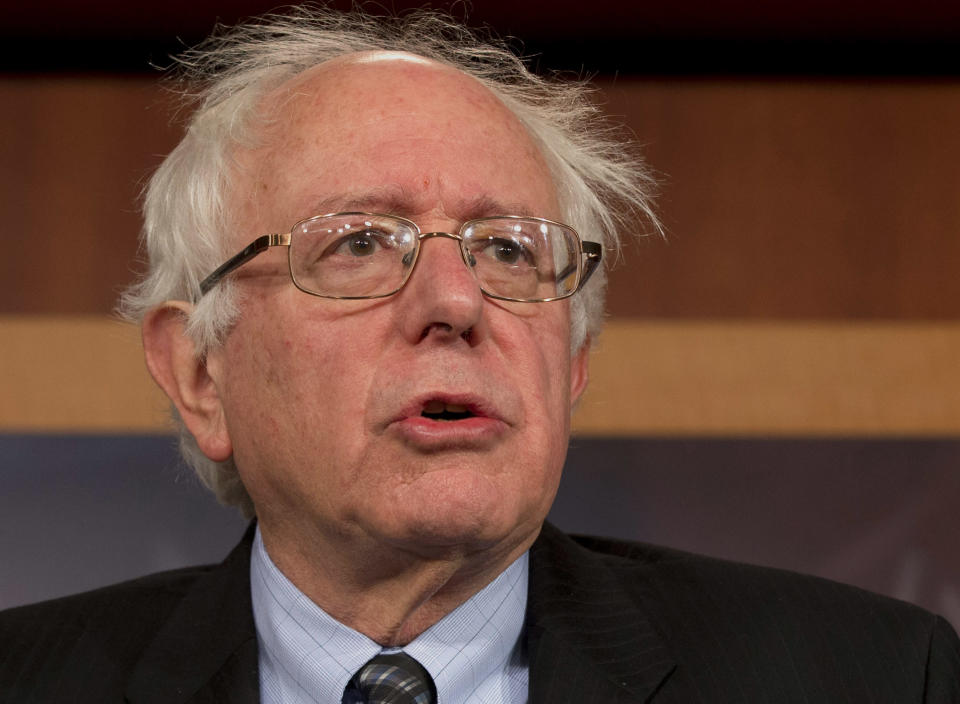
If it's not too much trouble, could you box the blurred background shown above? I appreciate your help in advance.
[1,1,958,629]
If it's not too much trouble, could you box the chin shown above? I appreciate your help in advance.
[400,508,510,548]
[385,495,540,556]
[371,457,555,553]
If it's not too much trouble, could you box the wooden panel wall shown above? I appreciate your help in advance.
[601,79,960,319]
[0,77,179,313]
[3,76,960,319]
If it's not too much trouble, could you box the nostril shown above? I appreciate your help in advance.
[418,322,455,342]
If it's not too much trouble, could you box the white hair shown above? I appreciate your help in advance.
[119,6,659,517]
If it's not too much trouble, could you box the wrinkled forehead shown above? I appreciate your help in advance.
[230,51,558,223]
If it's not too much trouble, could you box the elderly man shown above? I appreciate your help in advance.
[2,7,959,703]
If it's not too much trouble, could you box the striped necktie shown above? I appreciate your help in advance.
[344,651,437,704]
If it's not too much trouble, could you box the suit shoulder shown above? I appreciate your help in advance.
[568,530,934,624]
[1,562,215,630]
[574,531,959,675]
[539,527,960,699]
[0,564,215,700]
[567,531,701,566]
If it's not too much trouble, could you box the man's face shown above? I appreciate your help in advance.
[206,54,589,561]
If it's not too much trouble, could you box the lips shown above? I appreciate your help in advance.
[387,393,509,450]
[389,393,497,424]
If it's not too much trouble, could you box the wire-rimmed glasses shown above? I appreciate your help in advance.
[198,212,602,302]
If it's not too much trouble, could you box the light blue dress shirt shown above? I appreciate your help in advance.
[250,527,529,703]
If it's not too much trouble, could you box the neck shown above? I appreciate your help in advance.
[257,519,537,645]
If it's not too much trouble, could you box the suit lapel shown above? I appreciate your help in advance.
[125,525,260,704]
[526,523,676,704]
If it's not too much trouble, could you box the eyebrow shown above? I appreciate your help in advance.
[460,194,536,220]
[306,189,537,222]
[308,187,408,216]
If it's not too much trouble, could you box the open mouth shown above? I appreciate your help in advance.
[421,400,476,421]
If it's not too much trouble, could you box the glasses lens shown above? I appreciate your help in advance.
[462,218,580,300]
[289,214,418,298]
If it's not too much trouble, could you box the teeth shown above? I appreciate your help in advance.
[423,401,468,414]
[421,401,472,419]
[424,400,445,414]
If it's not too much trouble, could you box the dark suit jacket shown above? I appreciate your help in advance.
[2,522,959,703]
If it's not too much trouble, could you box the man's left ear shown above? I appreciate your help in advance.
[570,336,591,406]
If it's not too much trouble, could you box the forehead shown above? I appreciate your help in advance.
[233,52,559,228]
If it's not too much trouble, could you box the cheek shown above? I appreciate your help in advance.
[504,305,572,407]
[490,304,574,460]
[530,311,576,466]
[216,316,294,469]
[219,306,350,452]
[273,323,371,435]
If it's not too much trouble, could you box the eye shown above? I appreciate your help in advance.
[318,226,399,261]
[480,237,536,267]
[491,240,521,263]
[334,231,382,257]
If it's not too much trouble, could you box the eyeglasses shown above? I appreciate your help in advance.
[198,212,602,302]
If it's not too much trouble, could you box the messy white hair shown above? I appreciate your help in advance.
[120,6,659,517]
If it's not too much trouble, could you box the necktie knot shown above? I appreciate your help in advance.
[346,651,437,704]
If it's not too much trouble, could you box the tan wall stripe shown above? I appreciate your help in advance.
[579,321,960,436]
[2,316,959,435]
[1,316,171,433]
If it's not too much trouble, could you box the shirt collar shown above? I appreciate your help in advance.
[250,526,528,703]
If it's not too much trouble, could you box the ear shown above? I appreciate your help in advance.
[141,302,233,462]
[569,336,591,407]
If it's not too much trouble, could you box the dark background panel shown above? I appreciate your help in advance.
[558,437,960,628]
[2,434,957,630]
[0,434,248,608]
[2,1,960,74]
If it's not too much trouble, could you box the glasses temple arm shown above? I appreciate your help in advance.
[198,233,288,297]
[575,241,603,291]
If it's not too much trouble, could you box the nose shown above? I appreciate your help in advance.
[396,232,485,344]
